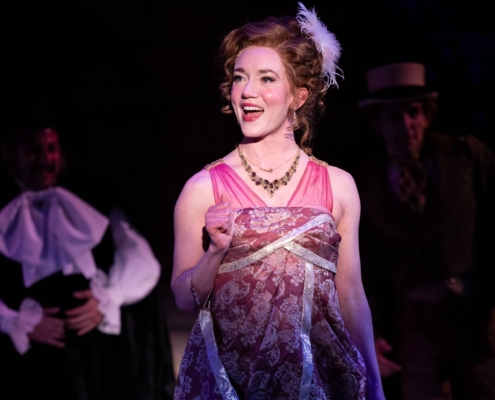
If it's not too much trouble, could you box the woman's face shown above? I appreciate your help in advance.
[231,46,295,140]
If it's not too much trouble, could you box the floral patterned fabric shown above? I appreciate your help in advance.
[174,206,366,400]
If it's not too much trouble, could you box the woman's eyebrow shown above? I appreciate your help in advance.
[233,67,280,78]
[258,69,280,77]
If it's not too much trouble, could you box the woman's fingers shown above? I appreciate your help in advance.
[207,213,230,227]
[204,192,234,251]
[206,207,232,234]
[219,192,231,205]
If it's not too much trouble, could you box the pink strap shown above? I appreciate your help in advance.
[288,161,333,212]
[208,163,265,209]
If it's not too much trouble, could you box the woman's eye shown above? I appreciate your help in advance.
[233,75,243,83]
[262,77,274,83]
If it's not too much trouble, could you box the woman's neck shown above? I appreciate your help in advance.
[239,134,299,166]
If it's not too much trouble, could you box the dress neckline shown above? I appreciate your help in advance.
[208,158,318,209]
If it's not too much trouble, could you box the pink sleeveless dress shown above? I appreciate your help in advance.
[174,157,366,400]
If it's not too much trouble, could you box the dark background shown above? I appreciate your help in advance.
[4,0,494,306]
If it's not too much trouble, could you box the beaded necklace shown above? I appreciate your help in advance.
[239,145,299,173]
[237,146,300,197]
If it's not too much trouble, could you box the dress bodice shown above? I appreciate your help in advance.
[205,156,333,213]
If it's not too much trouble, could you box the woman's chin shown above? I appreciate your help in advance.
[239,130,266,141]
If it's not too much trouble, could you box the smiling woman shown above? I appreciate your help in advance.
[171,3,385,400]
[218,7,338,156]
[230,47,302,141]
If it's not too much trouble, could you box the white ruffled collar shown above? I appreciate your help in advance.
[0,187,109,287]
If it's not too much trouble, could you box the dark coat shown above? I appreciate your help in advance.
[356,131,495,344]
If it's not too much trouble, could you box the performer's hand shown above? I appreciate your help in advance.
[205,193,234,253]
[65,289,104,336]
[375,338,402,377]
[28,307,66,348]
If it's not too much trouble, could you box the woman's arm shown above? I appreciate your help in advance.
[171,170,233,313]
[331,167,385,400]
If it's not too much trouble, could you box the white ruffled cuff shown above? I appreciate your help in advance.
[90,269,124,335]
[1,298,43,355]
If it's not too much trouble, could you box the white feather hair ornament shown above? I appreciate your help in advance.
[296,2,343,89]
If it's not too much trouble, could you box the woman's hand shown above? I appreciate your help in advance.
[65,289,104,336]
[205,193,234,254]
[28,307,66,348]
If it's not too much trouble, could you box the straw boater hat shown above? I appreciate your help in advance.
[357,62,438,109]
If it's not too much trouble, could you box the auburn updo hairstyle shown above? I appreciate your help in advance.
[218,16,330,154]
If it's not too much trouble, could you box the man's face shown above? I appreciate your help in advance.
[376,101,429,158]
[6,128,62,191]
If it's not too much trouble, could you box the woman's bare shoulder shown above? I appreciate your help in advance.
[326,165,357,190]
[185,168,213,188]
[326,165,360,221]
[175,168,215,213]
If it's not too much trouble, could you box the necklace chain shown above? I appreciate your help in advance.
[239,145,299,173]
[238,146,300,197]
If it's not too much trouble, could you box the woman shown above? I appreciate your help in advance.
[172,3,385,399]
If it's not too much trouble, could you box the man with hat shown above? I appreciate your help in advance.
[355,61,495,399]
[0,108,175,399]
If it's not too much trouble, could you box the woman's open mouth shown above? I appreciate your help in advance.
[242,105,264,121]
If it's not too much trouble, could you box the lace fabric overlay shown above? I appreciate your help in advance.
[174,207,366,400]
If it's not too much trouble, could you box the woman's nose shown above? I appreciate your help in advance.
[242,80,258,98]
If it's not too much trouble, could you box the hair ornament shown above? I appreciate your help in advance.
[296,2,343,89]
